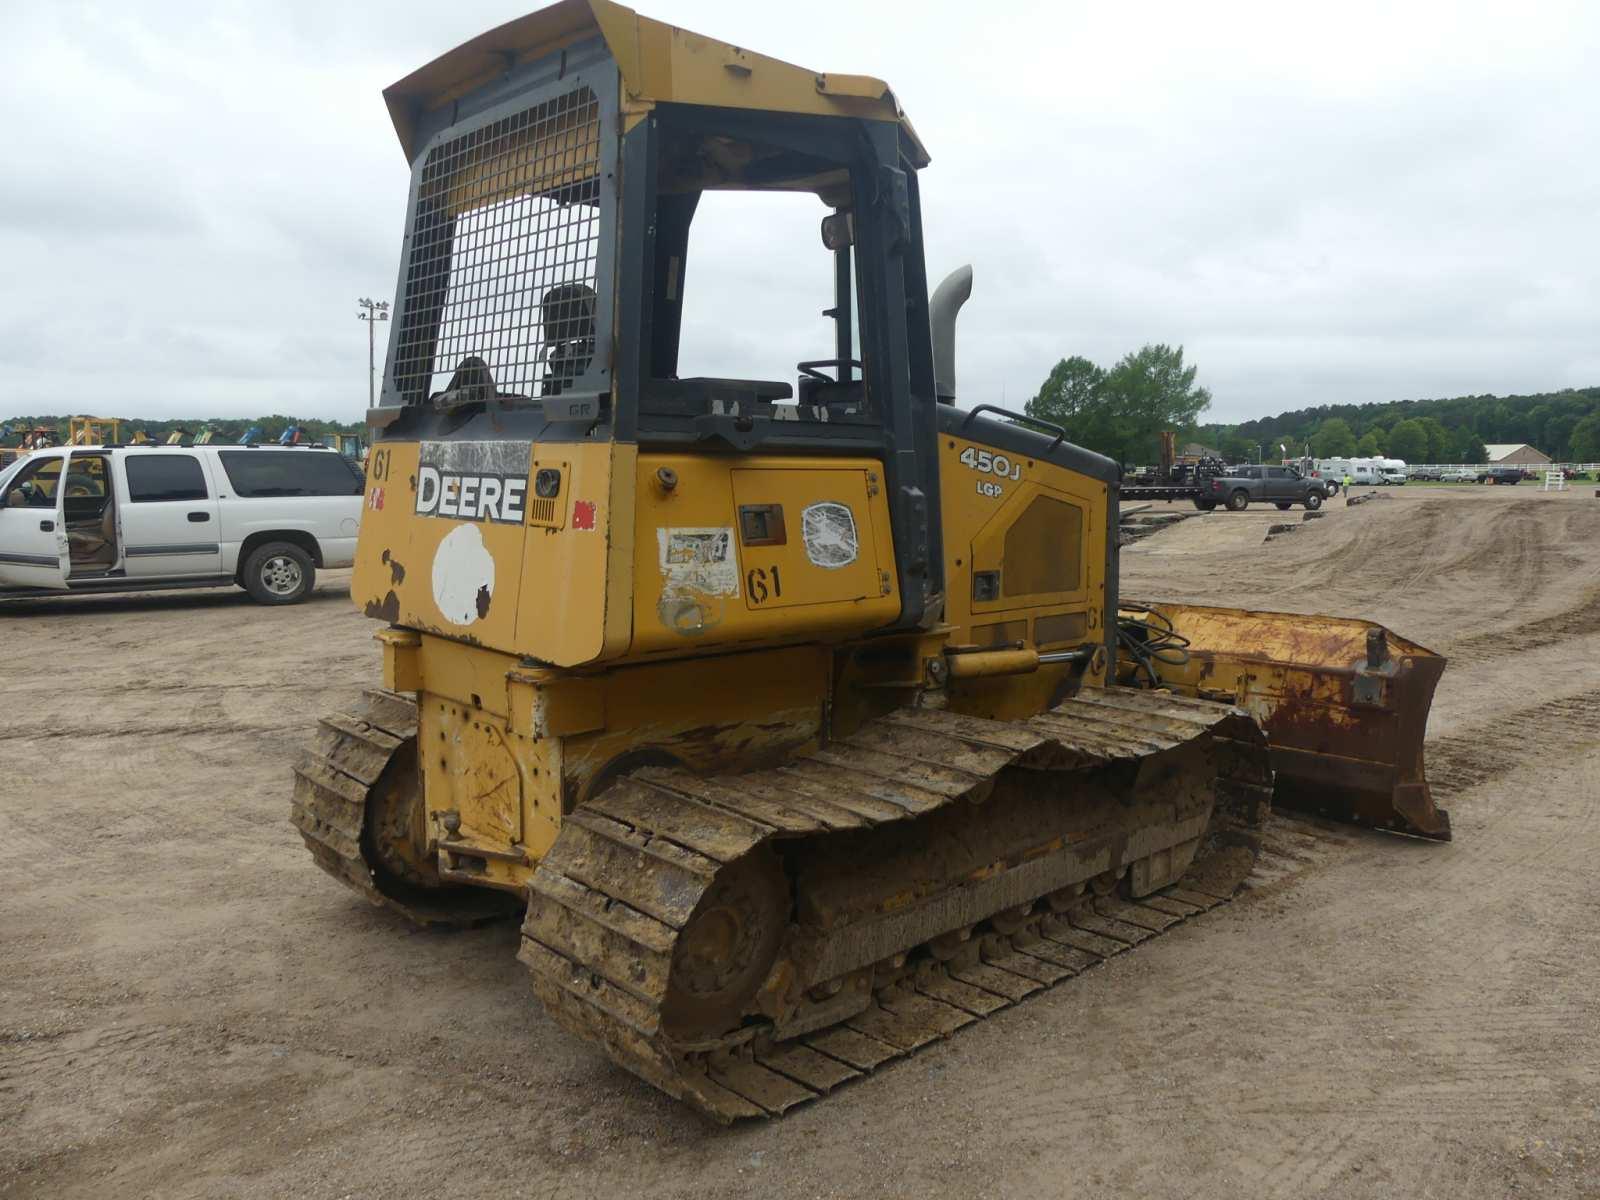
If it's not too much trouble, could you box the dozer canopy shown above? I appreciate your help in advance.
[363,0,949,643]
[381,0,928,165]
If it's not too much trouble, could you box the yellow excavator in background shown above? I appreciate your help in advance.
[67,416,122,446]
[293,0,1450,1122]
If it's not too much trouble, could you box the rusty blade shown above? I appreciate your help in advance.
[1123,601,1451,841]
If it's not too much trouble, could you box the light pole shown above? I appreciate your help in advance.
[357,298,390,407]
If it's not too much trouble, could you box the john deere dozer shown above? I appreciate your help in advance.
[293,0,1450,1122]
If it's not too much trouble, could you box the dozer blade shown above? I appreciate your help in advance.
[1119,601,1450,841]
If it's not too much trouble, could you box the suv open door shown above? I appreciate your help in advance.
[0,451,70,590]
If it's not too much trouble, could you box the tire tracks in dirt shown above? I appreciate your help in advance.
[976,671,1600,1199]
[1443,586,1600,665]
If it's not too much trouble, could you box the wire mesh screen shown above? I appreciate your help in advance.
[392,85,605,405]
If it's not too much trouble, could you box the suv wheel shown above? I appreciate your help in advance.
[1226,489,1250,511]
[243,541,315,605]
[1193,497,1217,511]
[1304,492,1323,510]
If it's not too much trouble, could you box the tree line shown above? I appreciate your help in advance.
[1,414,364,446]
[1024,347,1600,466]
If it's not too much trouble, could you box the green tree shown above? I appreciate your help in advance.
[1025,355,1120,456]
[1386,419,1428,463]
[1419,417,1451,461]
[1526,404,1553,450]
[1356,431,1382,457]
[1311,417,1357,458]
[1100,344,1212,463]
[1026,356,1106,428]
[1218,429,1255,462]
[1026,345,1210,464]
[1545,413,1578,460]
[1453,431,1488,464]
[1571,414,1600,463]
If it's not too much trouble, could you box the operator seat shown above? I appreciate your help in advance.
[539,283,596,397]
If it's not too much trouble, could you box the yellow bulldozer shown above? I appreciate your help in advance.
[293,0,1450,1122]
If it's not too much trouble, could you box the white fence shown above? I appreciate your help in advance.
[1406,463,1600,474]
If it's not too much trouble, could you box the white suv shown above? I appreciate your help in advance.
[0,444,364,604]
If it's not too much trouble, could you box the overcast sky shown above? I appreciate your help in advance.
[4,1,1598,425]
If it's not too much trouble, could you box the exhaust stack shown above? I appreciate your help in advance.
[929,265,973,405]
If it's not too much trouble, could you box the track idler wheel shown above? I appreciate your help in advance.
[363,740,439,891]
[662,847,789,1041]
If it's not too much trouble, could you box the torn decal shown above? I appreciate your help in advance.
[367,486,385,511]
[801,502,859,569]
[414,440,531,524]
[656,527,739,637]
[572,499,597,531]
[657,527,739,597]
[432,523,496,625]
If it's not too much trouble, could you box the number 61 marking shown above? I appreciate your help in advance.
[747,565,783,604]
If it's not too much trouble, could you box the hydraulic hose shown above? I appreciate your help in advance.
[1116,602,1192,688]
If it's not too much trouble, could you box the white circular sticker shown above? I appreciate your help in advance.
[801,502,859,570]
[432,523,496,625]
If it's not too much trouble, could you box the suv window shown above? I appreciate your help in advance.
[1267,467,1290,479]
[218,451,363,498]
[66,456,110,498]
[4,455,63,506]
[125,454,209,503]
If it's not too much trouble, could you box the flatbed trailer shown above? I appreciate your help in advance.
[1122,484,1205,503]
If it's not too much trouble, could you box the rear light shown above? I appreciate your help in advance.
[1211,479,1223,493]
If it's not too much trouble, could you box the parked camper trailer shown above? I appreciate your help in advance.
[1376,458,1408,485]
[1314,457,1381,487]
[1349,459,1382,486]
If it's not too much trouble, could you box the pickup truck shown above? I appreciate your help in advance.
[1475,465,1523,485]
[1195,464,1328,512]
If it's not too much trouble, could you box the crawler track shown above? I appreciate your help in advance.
[520,689,1275,1122]
[291,689,513,927]
[291,687,1282,1121]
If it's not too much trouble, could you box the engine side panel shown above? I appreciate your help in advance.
[935,427,1114,714]
[628,452,901,658]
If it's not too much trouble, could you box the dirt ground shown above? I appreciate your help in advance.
[4,484,1599,1199]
